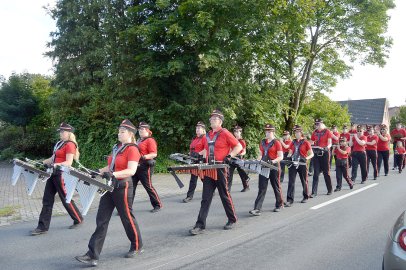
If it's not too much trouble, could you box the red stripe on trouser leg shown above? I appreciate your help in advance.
[148,167,162,208]
[124,182,140,251]
[60,175,81,223]
[277,164,284,203]
[223,168,237,222]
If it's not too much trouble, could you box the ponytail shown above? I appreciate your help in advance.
[68,132,80,161]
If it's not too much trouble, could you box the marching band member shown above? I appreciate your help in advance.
[279,130,292,183]
[349,125,367,184]
[390,122,406,170]
[183,121,206,203]
[284,125,313,207]
[334,137,353,191]
[365,126,378,180]
[75,120,143,266]
[132,122,162,212]
[189,110,241,235]
[377,124,391,176]
[228,125,250,192]
[31,123,83,236]
[394,141,405,174]
[310,119,333,197]
[249,124,284,216]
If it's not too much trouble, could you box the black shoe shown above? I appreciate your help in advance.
[373,177,377,180]
[125,249,144,258]
[284,201,292,207]
[183,197,192,203]
[224,221,236,230]
[301,198,308,203]
[31,228,47,236]
[249,209,261,216]
[309,193,317,198]
[392,167,396,170]
[334,188,341,192]
[189,227,205,235]
[69,222,83,229]
[150,207,161,213]
[240,187,250,192]
[350,184,354,189]
[361,180,366,184]
[327,191,332,195]
[75,254,98,267]
[385,174,388,176]
[273,207,282,212]
[308,172,313,176]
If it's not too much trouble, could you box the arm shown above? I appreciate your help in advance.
[143,153,157,160]
[326,138,332,149]
[272,151,283,163]
[42,157,53,165]
[306,149,314,160]
[111,161,138,179]
[354,135,366,146]
[229,143,243,158]
[366,139,377,146]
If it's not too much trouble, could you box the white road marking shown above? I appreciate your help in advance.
[310,183,379,210]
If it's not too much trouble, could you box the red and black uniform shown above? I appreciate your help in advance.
[394,146,405,173]
[340,132,352,167]
[37,141,83,231]
[280,139,292,183]
[132,137,162,209]
[330,131,340,168]
[351,134,368,182]
[311,129,333,195]
[185,135,205,199]
[194,128,238,229]
[391,128,406,168]
[228,138,250,191]
[377,133,391,176]
[286,139,311,203]
[87,143,143,260]
[253,139,284,210]
[334,146,353,189]
[366,134,378,179]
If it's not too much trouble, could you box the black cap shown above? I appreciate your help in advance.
[119,119,137,133]
[343,125,348,129]
[196,121,206,129]
[138,122,150,129]
[264,124,275,131]
[357,125,363,131]
[314,118,323,124]
[339,137,347,142]
[233,125,242,131]
[283,130,290,135]
[293,125,303,133]
[332,125,337,128]
[57,122,75,132]
[210,109,224,121]
[380,124,388,129]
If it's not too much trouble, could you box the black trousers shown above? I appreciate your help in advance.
[395,154,405,172]
[186,174,199,198]
[228,164,249,191]
[254,168,283,210]
[37,173,82,231]
[132,164,162,209]
[335,159,352,189]
[286,165,308,203]
[308,157,314,173]
[377,150,390,176]
[351,151,367,182]
[312,153,332,195]
[88,180,142,260]
[280,152,289,182]
[195,169,237,229]
[366,150,378,179]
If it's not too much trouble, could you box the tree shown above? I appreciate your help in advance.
[253,0,394,131]
[0,73,40,135]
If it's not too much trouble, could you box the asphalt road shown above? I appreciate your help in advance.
[1,169,405,270]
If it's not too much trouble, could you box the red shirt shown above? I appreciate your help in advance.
[137,137,157,156]
[352,135,367,152]
[190,136,205,154]
[340,133,350,142]
[363,131,369,137]
[311,129,332,148]
[335,146,351,159]
[238,139,246,155]
[108,145,140,179]
[282,139,292,153]
[391,128,406,142]
[54,141,76,163]
[349,129,357,135]
[332,131,340,145]
[396,147,405,155]
[260,139,282,160]
[204,128,239,161]
[365,135,378,151]
[377,134,391,151]
[289,139,311,158]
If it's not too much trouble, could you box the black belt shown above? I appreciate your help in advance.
[112,177,131,188]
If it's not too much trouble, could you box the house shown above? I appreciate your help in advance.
[337,98,389,127]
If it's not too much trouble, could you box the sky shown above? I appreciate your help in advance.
[0,0,405,107]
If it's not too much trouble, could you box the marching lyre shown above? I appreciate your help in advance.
[11,159,51,196]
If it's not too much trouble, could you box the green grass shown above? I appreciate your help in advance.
[0,205,20,217]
